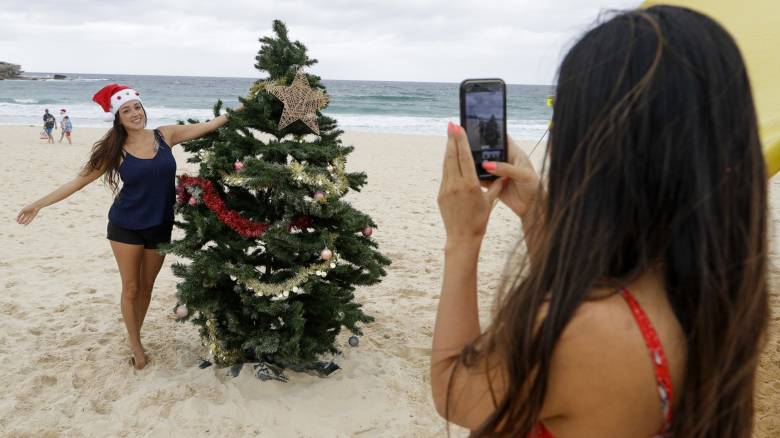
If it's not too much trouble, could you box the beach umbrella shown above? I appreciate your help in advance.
[641,0,780,177]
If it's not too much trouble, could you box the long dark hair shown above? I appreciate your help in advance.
[81,105,147,194]
[459,6,768,437]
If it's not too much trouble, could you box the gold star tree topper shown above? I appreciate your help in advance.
[268,71,329,135]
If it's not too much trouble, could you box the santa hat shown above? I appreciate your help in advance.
[92,83,142,122]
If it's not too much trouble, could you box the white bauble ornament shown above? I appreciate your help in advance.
[175,304,189,318]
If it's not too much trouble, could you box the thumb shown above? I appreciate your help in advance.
[482,160,534,183]
[485,177,505,205]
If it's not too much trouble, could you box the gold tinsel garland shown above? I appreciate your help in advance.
[248,80,267,98]
[217,156,349,198]
[220,171,257,188]
[287,156,348,197]
[195,135,349,197]
[227,257,338,299]
[204,316,244,365]
[198,149,215,164]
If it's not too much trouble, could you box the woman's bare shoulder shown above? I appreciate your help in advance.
[542,286,685,434]
[154,125,172,142]
[552,292,642,375]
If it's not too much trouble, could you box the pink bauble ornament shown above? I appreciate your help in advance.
[234,160,244,171]
[175,304,189,318]
[320,248,333,261]
[314,191,326,202]
[188,197,197,206]
[362,227,373,237]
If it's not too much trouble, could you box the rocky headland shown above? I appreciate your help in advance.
[0,62,67,80]
[0,62,23,79]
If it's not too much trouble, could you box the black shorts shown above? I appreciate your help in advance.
[107,221,173,250]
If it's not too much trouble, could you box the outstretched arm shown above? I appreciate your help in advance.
[158,112,232,147]
[16,167,104,225]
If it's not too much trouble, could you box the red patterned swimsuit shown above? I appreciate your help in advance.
[533,288,673,437]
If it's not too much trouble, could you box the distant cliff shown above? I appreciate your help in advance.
[0,62,23,79]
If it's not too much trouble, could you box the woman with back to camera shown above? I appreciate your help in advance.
[17,84,236,370]
[432,6,768,437]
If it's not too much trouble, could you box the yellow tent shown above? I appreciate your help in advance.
[642,1,780,176]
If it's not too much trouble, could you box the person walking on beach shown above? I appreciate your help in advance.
[61,115,73,145]
[42,109,56,144]
[57,109,69,143]
[17,83,237,370]
[432,6,768,437]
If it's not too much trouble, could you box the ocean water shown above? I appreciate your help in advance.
[0,73,553,139]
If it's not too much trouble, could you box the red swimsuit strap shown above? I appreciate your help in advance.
[533,288,674,438]
[620,288,674,434]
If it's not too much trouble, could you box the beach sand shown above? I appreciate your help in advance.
[0,126,777,437]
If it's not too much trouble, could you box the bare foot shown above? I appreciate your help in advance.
[130,349,147,370]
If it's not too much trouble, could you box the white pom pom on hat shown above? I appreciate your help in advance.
[92,83,142,123]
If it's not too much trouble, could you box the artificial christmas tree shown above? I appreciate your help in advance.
[165,20,390,380]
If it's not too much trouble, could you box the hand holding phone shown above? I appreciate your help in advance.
[459,79,508,180]
[438,122,506,246]
[480,136,542,220]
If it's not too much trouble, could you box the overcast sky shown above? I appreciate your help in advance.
[0,0,640,84]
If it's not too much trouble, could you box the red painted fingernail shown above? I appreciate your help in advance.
[453,124,462,135]
[447,122,454,135]
[482,161,497,171]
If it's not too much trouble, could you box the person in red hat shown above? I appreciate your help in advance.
[16,83,239,370]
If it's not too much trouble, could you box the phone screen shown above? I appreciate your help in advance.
[460,80,507,179]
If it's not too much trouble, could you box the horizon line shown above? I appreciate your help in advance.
[20,71,554,87]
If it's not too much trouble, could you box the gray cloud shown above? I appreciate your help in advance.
[0,0,639,83]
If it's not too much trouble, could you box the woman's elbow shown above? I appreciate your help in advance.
[431,384,478,429]
[432,387,448,420]
[430,361,492,430]
[430,364,454,420]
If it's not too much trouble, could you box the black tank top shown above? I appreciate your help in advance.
[108,129,176,229]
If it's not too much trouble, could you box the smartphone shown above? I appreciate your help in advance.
[459,79,508,180]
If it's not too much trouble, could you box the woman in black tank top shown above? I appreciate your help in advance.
[16,83,240,370]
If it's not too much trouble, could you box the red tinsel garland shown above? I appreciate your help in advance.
[178,175,270,237]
